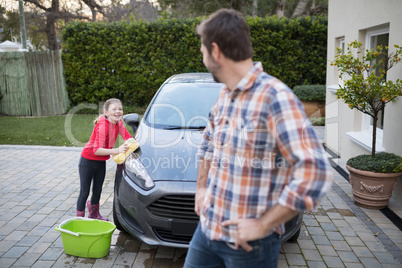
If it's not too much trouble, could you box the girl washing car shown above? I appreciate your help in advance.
[76,98,132,221]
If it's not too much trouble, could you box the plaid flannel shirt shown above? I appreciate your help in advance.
[197,62,333,242]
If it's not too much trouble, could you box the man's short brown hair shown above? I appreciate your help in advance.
[196,9,253,61]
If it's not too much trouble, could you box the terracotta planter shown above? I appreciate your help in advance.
[347,165,402,209]
[301,101,325,118]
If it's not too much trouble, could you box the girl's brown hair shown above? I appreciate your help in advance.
[94,98,123,125]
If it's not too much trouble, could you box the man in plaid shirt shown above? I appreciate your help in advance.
[184,9,333,268]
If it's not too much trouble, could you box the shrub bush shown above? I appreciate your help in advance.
[62,16,327,107]
[347,152,402,173]
[293,85,326,101]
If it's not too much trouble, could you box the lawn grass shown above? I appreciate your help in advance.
[0,115,134,147]
[0,114,325,147]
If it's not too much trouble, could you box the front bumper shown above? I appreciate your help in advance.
[114,169,198,248]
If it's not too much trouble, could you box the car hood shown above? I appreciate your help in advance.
[133,122,203,182]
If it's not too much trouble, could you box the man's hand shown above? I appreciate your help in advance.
[221,218,267,252]
[194,188,206,216]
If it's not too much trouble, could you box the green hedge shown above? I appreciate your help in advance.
[62,16,327,106]
[293,85,326,101]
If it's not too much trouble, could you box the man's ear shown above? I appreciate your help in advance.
[210,42,221,61]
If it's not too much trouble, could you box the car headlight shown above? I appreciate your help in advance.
[124,154,155,190]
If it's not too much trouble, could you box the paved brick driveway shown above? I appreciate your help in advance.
[1,142,402,267]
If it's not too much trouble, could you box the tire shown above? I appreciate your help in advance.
[287,227,301,242]
[113,196,125,232]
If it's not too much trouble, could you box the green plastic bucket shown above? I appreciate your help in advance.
[55,217,116,258]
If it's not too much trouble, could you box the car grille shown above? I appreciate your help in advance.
[148,194,199,221]
[153,228,193,244]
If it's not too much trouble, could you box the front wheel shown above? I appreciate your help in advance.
[287,227,301,242]
[113,196,125,232]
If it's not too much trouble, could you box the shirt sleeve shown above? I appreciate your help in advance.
[118,120,133,141]
[93,119,107,154]
[268,88,333,212]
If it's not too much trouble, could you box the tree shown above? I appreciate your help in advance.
[156,0,328,18]
[2,0,158,50]
[332,41,402,157]
[21,0,104,50]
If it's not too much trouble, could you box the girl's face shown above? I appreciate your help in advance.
[105,102,123,124]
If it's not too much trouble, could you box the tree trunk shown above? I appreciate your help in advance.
[252,0,258,17]
[46,0,60,50]
[371,113,377,158]
[276,0,286,17]
[292,0,309,18]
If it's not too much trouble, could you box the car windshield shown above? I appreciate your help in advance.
[145,83,222,129]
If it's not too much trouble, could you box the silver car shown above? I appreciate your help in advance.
[113,73,303,248]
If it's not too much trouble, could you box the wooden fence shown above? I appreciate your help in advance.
[0,50,69,116]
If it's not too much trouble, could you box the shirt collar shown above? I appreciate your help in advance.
[230,61,263,93]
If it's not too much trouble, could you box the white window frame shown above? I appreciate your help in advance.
[346,26,389,153]
[362,27,388,131]
[328,37,345,94]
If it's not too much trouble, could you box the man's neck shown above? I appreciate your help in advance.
[220,59,254,91]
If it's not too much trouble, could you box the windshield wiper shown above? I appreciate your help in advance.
[164,126,206,130]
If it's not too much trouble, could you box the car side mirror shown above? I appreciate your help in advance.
[123,113,140,134]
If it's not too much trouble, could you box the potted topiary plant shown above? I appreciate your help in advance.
[332,40,402,209]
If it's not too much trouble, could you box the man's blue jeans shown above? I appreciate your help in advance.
[184,223,281,268]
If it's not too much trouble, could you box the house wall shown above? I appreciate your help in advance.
[326,0,402,202]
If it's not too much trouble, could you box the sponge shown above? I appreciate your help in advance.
[112,138,139,164]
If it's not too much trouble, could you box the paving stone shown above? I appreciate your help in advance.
[355,231,378,242]
[359,257,381,268]
[326,231,344,241]
[322,256,344,267]
[318,245,338,256]
[307,226,326,236]
[338,227,357,237]
[282,242,301,254]
[364,241,387,253]
[311,235,331,245]
[15,235,40,247]
[345,236,364,246]
[2,246,28,258]
[31,260,54,268]
[114,251,137,266]
[337,251,359,263]
[315,215,332,223]
[372,251,400,264]
[39,247,63,261]
[0,257,16,268]
[11,253,41,267]
[52,253,78,268]
[321,222,338,232]
[278,258,289,268]
[332,241,351,251]
[26,242,51,254]
[344,262,364,268]
[351,246,374,258]
[4,231,28,241]
[301,249,322,261]
[298,239,316,250]
[286,253,306,266]
[327,212,344,220]
[307,260,327,268]
[304,218,320,227]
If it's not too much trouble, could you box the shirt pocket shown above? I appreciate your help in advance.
[237,115,276,155]
[212,115,232,150]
